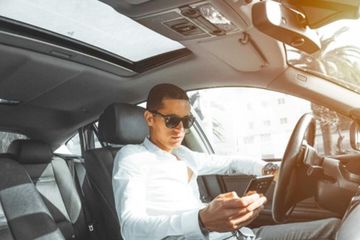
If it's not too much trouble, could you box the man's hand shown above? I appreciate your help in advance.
[199,192,266,232]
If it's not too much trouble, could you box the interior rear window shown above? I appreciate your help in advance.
[0,131,27,153]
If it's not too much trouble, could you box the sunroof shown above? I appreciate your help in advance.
[0,0,185,62]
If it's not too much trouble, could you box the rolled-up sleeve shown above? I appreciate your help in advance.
[112,146,207,240]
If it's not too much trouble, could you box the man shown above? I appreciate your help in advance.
[113,83,340,240]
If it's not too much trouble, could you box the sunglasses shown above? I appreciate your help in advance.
[149,110,195,129]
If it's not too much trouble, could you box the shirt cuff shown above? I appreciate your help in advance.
[181,209,208,240]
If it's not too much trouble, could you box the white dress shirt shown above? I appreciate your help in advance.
[112,138,267,240]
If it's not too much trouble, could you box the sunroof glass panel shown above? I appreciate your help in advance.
[0,0,185,62]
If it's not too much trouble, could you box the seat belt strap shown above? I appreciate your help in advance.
[72,160,99,240]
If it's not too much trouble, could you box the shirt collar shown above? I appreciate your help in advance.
[143,137,160,153]
[143,137,184,160]
[143,137,177,159]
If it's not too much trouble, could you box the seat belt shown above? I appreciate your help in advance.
[69,159,99,240]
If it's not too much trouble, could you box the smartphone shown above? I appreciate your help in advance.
[243,175,274,196]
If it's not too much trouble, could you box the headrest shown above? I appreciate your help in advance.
[7,139,53,164]
[98,103,149,145]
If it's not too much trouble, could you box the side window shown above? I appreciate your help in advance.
[188,88,353,159]
[138,102,146,108]
[92,122,102,148]
[94,133,102,148]
[55,124,103,155]
[55,133,82,156]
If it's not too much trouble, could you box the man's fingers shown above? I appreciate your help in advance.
[246,196,267,211]
[230,209,257,225]
[245,190,257,196]
[218,191,239,200]
[238,193,262,206]
[223,193,262,208]
[226,198,265,220]
[229,206,264,229]
[223,207,248,218]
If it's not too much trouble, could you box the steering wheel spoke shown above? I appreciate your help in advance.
[302,141,324,176]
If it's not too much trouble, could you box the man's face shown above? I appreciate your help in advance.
[145,98,191,152]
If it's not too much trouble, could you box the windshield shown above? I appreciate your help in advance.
[0,0,184,62]
[286,19,360,93]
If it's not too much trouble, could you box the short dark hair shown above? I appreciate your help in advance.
[146,83,189,111]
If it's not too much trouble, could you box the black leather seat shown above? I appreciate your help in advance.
[84,103,149,240]
[7,140,89,240]
[0,154,65,240]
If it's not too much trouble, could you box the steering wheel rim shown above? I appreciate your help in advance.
[272,113,316,223]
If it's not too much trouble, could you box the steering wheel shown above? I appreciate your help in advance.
[272,113,317,223]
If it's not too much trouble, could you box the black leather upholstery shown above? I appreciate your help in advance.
[8,140,88,240]
[0,200,12,240]
[98,103,148,144]
[8,140,53,164]
[85,103,149,240]
[0,155,65,240]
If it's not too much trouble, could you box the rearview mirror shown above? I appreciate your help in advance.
[350,121,360,150]
[252,0,321,54]
[283,0,360,29]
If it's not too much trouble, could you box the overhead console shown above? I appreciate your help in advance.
[134,1,250,41]
[102,0,315,72]
[131,1,271,72]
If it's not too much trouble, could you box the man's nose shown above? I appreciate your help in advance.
[174,120,184,130]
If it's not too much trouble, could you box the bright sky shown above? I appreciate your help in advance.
[319,18,360,50]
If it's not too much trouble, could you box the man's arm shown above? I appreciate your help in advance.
[112,148,206,240]
[175,146,268,176]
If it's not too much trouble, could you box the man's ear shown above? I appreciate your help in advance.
[144,110,154,127]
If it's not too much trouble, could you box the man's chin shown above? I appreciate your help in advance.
[169,137,183,147]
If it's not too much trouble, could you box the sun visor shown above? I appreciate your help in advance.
[198,32,267,72]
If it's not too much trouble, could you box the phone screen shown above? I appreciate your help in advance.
[243,175,274,196]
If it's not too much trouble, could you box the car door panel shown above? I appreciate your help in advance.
[314,154,360,215]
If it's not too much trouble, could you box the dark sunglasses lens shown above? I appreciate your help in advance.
[165,116,182,128]
[183,117,195,129]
